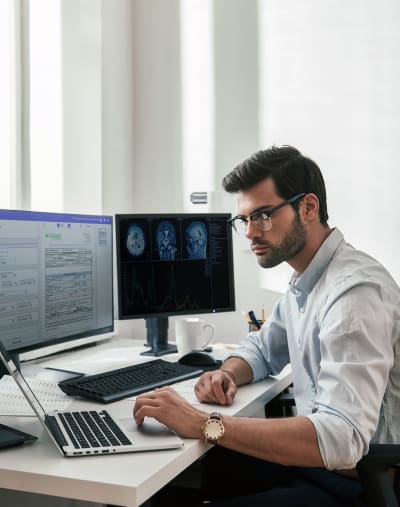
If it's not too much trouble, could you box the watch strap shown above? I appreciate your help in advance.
[210,411,222,420]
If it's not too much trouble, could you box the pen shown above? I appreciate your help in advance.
[261,305,265,322]
[242,310,252,324]
[248,310,261,330]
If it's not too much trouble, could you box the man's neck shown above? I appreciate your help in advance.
[288,226,332,274]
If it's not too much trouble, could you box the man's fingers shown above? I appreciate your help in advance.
[133,404,159,425]
[194,372,231,404]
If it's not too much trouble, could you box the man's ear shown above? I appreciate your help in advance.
[302,193,320,223]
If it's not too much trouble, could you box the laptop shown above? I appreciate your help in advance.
[0,342,184,457]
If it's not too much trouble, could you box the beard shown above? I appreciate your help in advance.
[253,212,307,268]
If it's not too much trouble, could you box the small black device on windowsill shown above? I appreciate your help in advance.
[0,423,37,450]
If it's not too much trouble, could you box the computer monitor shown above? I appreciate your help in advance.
[115,213,235,356]
[0,209,114,370]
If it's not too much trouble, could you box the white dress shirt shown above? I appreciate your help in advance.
[231,228,400,469]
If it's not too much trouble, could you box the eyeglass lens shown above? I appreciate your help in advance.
[233,214,272,234]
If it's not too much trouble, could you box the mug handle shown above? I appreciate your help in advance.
[202,323,216,349]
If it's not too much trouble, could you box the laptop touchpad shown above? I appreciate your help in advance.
[117,417,184,450]
[119,417,179,436]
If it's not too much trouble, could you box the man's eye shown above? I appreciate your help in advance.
[254,212,269,221]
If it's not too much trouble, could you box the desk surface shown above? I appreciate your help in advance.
[0,338,292,507]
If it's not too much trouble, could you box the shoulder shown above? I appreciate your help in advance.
[322,240,400,306]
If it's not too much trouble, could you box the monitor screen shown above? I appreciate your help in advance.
[0,210,114,360]
[115,213,235,355]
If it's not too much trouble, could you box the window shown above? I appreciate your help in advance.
[0,0,16,208]
[29,0,63,211]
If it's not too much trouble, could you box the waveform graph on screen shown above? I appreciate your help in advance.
[120,259,216,317]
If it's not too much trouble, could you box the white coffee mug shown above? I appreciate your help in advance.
[175,318,216,357]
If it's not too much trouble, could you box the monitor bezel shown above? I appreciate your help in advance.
[114,212,236,320]
[0,209,114,357]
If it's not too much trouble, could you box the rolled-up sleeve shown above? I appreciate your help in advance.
[307,279,394,469]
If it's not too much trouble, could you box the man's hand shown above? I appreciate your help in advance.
[133,386,207,438]
[194,369,238,405]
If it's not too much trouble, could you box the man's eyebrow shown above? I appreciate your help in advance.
[236,204,275,218]
[235,204,275,218]
[250,204,275,214]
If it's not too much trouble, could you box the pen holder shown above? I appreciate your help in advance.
[248,320,263,332]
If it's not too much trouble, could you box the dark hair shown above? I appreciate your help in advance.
[222,145,329,225]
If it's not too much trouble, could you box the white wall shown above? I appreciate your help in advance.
[100,0,400,344]
[258,0,400,290]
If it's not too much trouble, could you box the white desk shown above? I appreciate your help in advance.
[0,339,292,507]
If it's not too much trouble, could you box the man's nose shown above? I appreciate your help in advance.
[245,221,263,240]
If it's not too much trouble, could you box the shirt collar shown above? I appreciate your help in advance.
[289,228,344,296]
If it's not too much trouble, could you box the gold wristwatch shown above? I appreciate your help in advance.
[202,412,225,444]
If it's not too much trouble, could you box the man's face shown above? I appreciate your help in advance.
[237,178,307,268]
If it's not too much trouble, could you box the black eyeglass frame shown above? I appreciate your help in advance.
[228,192,307,234]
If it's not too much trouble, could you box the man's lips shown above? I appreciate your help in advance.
[251,243,270,254]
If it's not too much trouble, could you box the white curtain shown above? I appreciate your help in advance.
[0,0,17,209]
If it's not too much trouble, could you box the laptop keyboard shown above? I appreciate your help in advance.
[59,359,204,403]
[48,410,131,449]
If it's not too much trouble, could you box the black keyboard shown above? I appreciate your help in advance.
[58,359,204,403]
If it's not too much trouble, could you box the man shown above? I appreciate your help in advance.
[134,146,400,506]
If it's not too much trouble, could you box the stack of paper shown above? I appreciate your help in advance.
[0,375,71,416]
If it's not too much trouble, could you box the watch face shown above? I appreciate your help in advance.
[204,419,224,441]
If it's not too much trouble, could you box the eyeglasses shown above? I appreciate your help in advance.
[228,193,306,236]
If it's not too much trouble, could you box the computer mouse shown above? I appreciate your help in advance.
[178,351,219,367]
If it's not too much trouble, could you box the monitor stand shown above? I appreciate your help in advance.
[141,317,177,356]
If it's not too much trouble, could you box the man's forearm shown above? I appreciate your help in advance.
[221,357,254,386]
[219,414,324,468]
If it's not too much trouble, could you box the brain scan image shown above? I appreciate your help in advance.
[156,221,177,260]
[186,221,207,260]
[126,224,146,257]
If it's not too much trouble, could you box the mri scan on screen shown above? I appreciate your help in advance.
[185,221,207,260]
[156,221,177,260]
